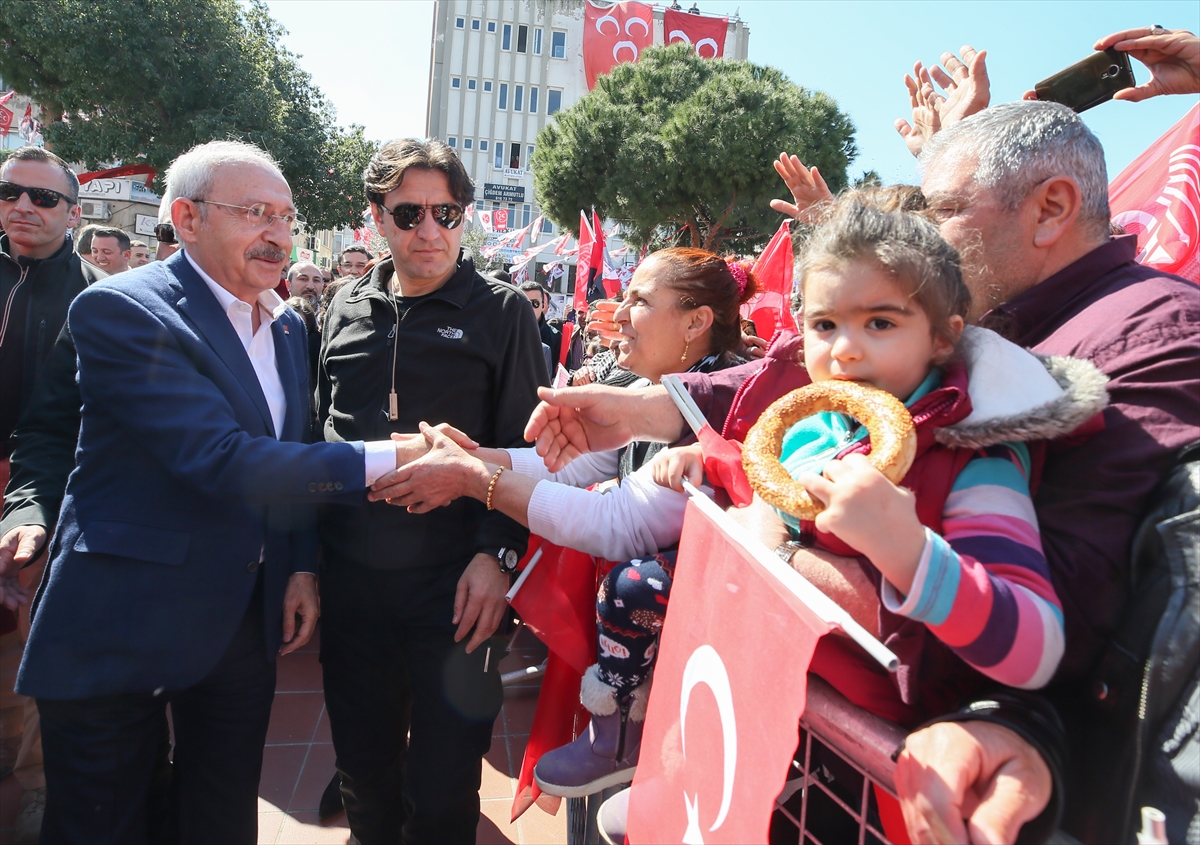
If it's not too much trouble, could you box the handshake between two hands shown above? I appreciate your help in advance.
[369,422,490,514]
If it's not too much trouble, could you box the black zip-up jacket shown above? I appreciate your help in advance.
[317,255,548,571]
[0,234,104,457]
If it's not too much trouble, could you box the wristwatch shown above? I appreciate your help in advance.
[774,540,804,565]
[484,546,520,574]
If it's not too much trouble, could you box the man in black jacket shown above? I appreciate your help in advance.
[317,138,547,843]
[0,145,104,843]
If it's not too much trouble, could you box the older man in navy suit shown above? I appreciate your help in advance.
[16,141,405,844]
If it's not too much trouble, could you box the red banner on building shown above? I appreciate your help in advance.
[741,220,796,341]
[583,0,653,89]
[1109,102,1199,282]
[663,9,728,58]
[626,499,832,844]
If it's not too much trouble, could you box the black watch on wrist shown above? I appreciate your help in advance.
[484,547,520,574]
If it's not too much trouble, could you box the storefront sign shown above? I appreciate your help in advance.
[483,183,526,203]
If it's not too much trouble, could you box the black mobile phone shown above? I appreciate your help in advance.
[1034,48,1136,113]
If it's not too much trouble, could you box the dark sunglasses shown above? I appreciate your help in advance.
[153,223,177,245]
[378,202,464,231]
[0,180,74,209]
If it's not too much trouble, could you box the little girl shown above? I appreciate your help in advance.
[657,195,1108,726]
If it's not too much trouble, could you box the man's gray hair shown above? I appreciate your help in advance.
[919,101,1110,239]
[163,140,284,204]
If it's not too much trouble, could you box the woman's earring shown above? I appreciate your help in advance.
[681,339,690,363]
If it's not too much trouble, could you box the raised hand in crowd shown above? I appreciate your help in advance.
[895,720,1052,844]
[586,299,622,343]
[0,525,41,609]
[1093,27,1199,100]
[895,46,990,157]
[769,153,834,222]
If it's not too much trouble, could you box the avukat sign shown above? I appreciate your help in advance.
[1109,103,1199,282]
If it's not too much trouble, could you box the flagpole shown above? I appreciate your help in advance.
[505,547,544,603]
[682,481,900,672]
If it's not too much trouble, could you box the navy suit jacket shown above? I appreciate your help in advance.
[18,251,366,700]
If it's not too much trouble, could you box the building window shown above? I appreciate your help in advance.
[509,142,521,169]
[551,30,566,58]
[514,85,523,112]
[451,77,461,89]
[534,29,543,55]
[448,137,457,148]
[517,25,528,53]
[483,80,493,92]
[487,21,496,33]
[522,204,531,228]
[542,217,554,234]
[527,145,535,165]
[494,142,504,169]
[463,138,473,150]
[471,19,480,30]
[547,89,562,115]
[498,83,508,110]
[480,140,488,152]
[468,79,477,90]
[455,17,465,28]
[529,86,539,114]
[508,203,517,222]
[502,24,511,50]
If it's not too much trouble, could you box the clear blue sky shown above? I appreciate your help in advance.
[265,0,1199,186]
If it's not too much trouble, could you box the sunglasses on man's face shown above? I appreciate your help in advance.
[0,180,73,209]
[378,202,464,231]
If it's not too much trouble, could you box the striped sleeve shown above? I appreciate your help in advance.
[880,443,1064,689]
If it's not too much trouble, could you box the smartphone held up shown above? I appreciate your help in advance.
[1033,47,1136,113]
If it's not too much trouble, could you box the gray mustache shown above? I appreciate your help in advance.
[247,247,288,262]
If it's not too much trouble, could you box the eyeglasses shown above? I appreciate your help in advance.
[378,202,464,231]
[153,223,177,245]
[195,200,307,236]
[0,181,74,209]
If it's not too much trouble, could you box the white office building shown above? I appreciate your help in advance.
[427,0,749,288]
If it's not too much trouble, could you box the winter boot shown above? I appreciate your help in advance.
[534,665,650,798]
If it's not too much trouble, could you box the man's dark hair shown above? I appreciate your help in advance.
[363,138,475,208]
[339,245,372,263]
[1,146,80,204]
[519,281,548,305]
[91,226,131,252]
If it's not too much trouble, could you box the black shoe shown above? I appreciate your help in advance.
[319,772,344,821]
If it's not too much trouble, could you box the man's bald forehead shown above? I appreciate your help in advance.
[289,261,322,279]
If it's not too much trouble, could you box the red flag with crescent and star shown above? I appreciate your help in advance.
[626,498,832,844]
[741,220,796,341]
[1108,102,1199,282]
[663,9,728,58]
[583,0,653,90]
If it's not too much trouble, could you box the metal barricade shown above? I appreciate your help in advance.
[772,675,905,845]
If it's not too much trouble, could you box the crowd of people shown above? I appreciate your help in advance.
[0,22,1196,845]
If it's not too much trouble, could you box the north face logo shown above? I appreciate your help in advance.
[437,326,464,339]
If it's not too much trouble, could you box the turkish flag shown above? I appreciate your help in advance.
[1108,102,1199,282]
[583,0,653,90]
[663,9,729,58]
[626,499,832,844]
[741,220,797,341]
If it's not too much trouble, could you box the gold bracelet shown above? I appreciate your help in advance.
[485,466,504,511]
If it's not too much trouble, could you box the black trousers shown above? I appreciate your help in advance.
[320,559,503,845]
[37,586,276,845]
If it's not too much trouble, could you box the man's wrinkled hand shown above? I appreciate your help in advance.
[0,525,45,610]
[895,720,1052,844]
[280,572,319,656]
[390,423,479,468]
[453,553,510,654]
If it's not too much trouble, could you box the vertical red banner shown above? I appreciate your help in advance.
[663,9,729,58]
[1108,102,1200,282]
[626,500,831,844]
[583,0,654,90]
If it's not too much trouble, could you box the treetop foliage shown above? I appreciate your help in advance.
[0,0,377,231]
[531,43,857,253]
